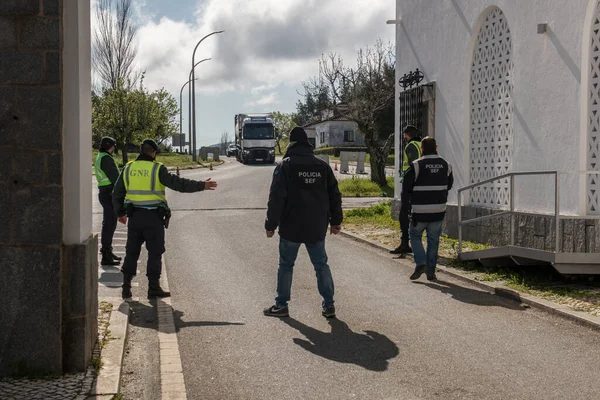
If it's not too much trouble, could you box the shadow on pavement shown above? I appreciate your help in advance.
[280,317,399,372]
[412,280,524,310]
[172,309,245,330]
[127,300,245,332]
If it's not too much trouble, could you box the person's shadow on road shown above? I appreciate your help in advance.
[280,317,399,372]
[412,280,524,310]
[126,299,245,332]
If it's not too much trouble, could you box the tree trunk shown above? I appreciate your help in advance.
[367,147,388,186]
[121,138,129,165]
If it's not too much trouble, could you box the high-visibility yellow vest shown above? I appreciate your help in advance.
[124,160,167,207]
[402,140,422,173]
[94,152,114,187]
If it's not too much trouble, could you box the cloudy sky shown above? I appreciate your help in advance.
[95,0,395,147]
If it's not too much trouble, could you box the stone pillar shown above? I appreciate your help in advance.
[0,0,97,377]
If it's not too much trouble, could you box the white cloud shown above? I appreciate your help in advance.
[131,0,394,95]
[91,0,394,146]
[246,92,278,108]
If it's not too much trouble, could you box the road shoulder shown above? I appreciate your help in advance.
[340,230,600,331]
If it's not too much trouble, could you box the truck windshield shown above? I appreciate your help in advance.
[243,124,274,140]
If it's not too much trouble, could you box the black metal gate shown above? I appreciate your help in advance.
[399,85,425,138]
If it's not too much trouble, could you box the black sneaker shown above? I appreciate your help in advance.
[322,306,336,318]
[427,274,438,281]
[410,265,427,280]
[263,305,289,317]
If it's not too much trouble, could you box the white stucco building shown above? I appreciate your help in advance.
[394,0,600,217]
[390,1,600,263]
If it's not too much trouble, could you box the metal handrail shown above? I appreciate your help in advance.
[458,170,561,258]
[458,170,559,193]
[457,170,600,258]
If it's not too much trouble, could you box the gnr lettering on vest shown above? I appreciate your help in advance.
[299,171,322,184]
[129,169,151,177]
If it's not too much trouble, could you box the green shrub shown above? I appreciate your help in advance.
[338,176,394,197]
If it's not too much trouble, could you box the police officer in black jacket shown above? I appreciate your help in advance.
[263,127,343,319]
[402,136,453,281]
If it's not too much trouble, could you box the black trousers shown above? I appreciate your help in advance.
[399,194,412,243]
[121,209,165,281]
[98,191,117,250]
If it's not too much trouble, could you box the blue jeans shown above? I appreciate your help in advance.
[409,219,444,276]
[275,238,335,309]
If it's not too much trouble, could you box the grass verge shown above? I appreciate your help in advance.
[92,149,223,169]
[343,202,600,317]
[338,176,394,197]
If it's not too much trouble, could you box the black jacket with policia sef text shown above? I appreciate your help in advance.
[265,142,343,244]
[402,153,454,222]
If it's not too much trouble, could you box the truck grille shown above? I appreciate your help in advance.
[252,150,268,160]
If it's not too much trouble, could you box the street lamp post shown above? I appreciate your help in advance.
[186,58,211,159]
[191,30,224,161]
[179,78,197,153]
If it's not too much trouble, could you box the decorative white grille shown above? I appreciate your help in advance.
[469,7,514,207]
[587,1,600,214]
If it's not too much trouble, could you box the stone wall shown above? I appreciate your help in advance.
[444,205,600,253]
[0,0,97,376]
[392,199,599,253]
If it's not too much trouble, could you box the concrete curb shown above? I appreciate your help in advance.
[92,299,131,397]
[339,230,600,331]
[158,255,188,399]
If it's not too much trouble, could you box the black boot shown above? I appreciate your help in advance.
[390,241,412,255]
[108,247,122,262]
[148,280,170,299]
[101,249,120,266]
[122,274,134,299]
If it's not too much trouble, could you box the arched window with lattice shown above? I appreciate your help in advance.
[469,7,514,208]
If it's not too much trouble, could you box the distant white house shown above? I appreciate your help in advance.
[303,105,366,149]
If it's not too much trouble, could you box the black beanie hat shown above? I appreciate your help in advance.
[289,127,308,143]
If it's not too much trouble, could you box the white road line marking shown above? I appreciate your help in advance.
[158,255,187,399]
[99,267,140,274]
[99,282,139,288]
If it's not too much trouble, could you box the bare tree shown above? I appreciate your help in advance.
[301,40,395,185]
[93,0,141,90]
[220,131,230,153]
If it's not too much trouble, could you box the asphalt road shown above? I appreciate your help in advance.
[108,158,600,399]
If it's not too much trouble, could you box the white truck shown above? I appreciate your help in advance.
[234,113,276,164]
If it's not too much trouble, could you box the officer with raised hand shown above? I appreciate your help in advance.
[112,139,218,299]
[263,127,343,319]
[94,136,121,266]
